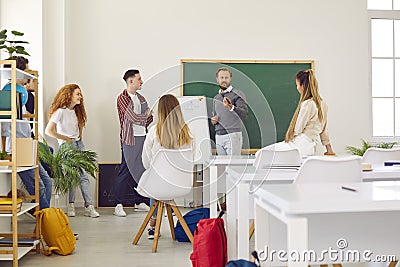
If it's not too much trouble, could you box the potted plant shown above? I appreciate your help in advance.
[0,29,30,58]
[0,151,10,170]
[346,139,397,156]
[38,139,98,195]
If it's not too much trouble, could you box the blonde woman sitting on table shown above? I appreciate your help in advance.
[141,94,194,239]
[257,69,335,158]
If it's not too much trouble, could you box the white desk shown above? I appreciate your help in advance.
[204,155,255,218]
[226,165,400,260]
[362,165,400,181]
[254,182,400,267]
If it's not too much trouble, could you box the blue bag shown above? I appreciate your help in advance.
[174,207,209,242]
[226,251,260,267]
[226,260,258,267]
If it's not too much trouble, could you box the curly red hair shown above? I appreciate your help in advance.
[48,84,87,131]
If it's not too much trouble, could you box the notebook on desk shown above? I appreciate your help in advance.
[384,160,400,166]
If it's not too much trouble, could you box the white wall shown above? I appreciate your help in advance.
[62,0,370,161]
[1,0,371,206]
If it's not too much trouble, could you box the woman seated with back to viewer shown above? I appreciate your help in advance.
[141,94,194,239]
[257,69,335,158]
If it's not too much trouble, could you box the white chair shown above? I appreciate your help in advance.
[362,147,400,166]
[294,155,362,183]
[132,148,194,253]
[253,148,301,169]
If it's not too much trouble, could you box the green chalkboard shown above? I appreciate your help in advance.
[181,60,314,153]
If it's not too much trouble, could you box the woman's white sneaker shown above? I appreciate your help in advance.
[67,203,76,217]
[84,205,100,218]
[114,204,127,217]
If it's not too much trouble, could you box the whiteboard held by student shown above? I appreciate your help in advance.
[257,69,335,157]
[211,67,248,155]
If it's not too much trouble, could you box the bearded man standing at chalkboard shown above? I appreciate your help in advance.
[211,67,248,155]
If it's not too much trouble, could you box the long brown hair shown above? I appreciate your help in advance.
[285,69,323,142]
[156,94,192,149]
[48,84,87,131]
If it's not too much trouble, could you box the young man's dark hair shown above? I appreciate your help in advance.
[123,69,140,82]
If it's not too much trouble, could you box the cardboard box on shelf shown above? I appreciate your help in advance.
[16,138,37,166]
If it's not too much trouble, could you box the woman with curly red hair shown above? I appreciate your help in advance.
[45,84,100,218]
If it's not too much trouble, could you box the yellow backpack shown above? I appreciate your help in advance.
[35,207,76,256]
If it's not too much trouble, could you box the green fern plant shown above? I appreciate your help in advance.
[0,29,30,58]
[346,139,397,156]
[0,151,8,160]
[38,139,98,195]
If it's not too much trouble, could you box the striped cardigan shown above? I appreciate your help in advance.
[117,89,149,146]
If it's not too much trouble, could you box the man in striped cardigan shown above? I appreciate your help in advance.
[114,69,153,217]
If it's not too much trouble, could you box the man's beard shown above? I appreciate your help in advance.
[219,83,229,90]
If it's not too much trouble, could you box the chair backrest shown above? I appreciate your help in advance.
[362,147,400,166]
[294,155,362,184]
[136,148,194,200]
[253,148,301,169]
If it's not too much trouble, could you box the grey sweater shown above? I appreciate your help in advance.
[213,88,248,135]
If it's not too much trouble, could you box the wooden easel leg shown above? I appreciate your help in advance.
[249,220,255,240]
[166,203,175,240]
[152,201,164,253]
[133,201,158,245]
[170,200,193,243]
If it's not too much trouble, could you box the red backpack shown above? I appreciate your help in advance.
[190,211,227,267]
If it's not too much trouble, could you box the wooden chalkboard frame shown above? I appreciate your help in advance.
[180,59,314,154]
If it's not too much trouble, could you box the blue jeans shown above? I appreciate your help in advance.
[18,163,52,209]
[67,140,93,207]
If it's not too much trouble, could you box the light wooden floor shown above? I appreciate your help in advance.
[6,207,192,267]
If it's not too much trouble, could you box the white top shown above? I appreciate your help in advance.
[128,92,146,136]
[142,125,194,169]
[295,99,330,145]
[49,108,79,144]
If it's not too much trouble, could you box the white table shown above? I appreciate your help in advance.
[226,166,298,260]
[226,165,400,260]
[203,155,255,218]
[254,182,400,267]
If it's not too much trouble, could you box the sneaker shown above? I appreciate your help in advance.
[114,204,126,217]
[134,203,150,212]
[147,227,155,240]
[84,205,100,218]
[67,203,75,217]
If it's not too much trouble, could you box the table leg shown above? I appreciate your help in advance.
[226,173,237,260]
[255,198,270,267]
[287,216,308,267]
[210,165,218,218]
[237,182,250,260]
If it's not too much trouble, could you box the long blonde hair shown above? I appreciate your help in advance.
[285,69,323,142]
[156,94,192,149]
[48,84,87,132]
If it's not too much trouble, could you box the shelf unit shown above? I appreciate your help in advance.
[0,60,39,266]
